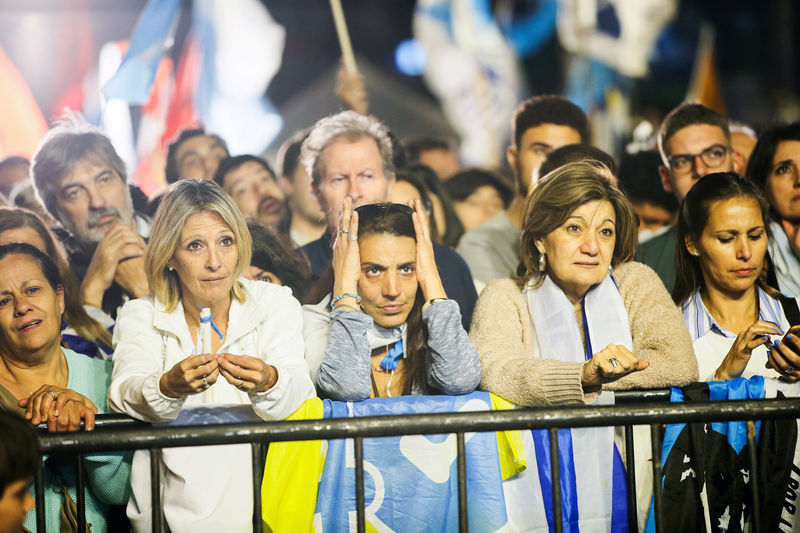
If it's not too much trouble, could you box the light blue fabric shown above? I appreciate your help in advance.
[24,348,132,532]
[315,392,508,532]
[681,287,785,341]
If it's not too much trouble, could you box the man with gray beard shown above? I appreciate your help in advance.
[31,118,151,318]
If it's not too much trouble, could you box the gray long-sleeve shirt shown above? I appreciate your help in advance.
[303,298,481,401]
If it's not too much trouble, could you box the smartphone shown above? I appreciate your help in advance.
[781,325,800,347]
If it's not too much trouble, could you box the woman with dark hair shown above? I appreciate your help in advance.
[471,162,696,406]
[246,221,312,297]
[0,207,113,358]
[403,163,465,248]
[672,172,800,381]
[444,168,513,232]
[0,243,130,532]
[746,121,800,297]
[303,198,480,400]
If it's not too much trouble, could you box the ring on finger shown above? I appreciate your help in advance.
[340,229,349,235]
[609,358,619,369]
[348,234,357,241]
[238,379,245,390]
[202,377,209,390]
[46,390,57,401]
[786,366,796,375]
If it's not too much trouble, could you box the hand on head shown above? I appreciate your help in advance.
[408,198,446,302]
[581,344,649,388]
[331,196,361,302]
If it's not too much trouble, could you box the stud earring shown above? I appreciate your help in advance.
[168,266,174,272]
[538,254,546,272]
[608,265,613,273]
[691,251,699,257]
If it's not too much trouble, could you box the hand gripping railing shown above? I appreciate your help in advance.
[33,390,800,533]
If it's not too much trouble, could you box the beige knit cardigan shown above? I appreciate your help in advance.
[469,261,698,406]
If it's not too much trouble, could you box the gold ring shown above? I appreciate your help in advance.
[46,390,57,400]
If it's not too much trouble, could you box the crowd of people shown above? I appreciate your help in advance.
[1,84,800,531]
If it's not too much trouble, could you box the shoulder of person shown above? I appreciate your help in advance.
[432,242,469,269]
[116,294,157,321]
[478,278,522,302]
[240,277,299,313]
[612,261,664,288]
[62,346,112,373]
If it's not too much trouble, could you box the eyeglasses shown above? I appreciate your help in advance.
[667,144,731,175]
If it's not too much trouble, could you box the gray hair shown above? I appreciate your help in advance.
[300,110,394,185]
[31,113,127,221]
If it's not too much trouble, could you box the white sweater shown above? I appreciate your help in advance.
[108,278,315,533]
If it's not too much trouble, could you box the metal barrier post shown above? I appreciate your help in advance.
[34,456,45,532]
[650,424,663,533]
[624,425,638,531]
[75,453,86,533]
[747,420,761,533]
[150,448,164,533]
[354,436,365,533]
[252,442,264,533]
[456,432,468,533]
[549,428,563,533]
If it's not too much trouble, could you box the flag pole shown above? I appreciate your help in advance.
[329,0,358,74]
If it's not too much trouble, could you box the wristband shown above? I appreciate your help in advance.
[421,297,448,314]
[330,292,361,309]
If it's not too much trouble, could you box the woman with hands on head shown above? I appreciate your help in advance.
[108,179,315,532]
[0,242,130,532]
[470,161,697,406]
[303,197,480,400]
[673,172,800,381]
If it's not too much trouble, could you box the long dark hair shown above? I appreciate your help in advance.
[672,172,775,305]
[353,203,428,395]
[0,208,112,347]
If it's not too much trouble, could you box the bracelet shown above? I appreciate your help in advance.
[421,297,449,314]
[333,303,361,313]
[330,292,361,309]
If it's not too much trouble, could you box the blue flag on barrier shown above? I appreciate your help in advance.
[315,392,510,532]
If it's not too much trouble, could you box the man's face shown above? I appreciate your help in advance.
[221,161,288,228]
[312,136,394,232]
[507,124,582,195]
[174,135,229,180]
[57,158,134,245]
[659,124,739,201]
[282,163,324,224]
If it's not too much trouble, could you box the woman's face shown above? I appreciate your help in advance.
[453,185,505,231]
[0,227,47,252]
[0,254,64,357]
[168,211,239,309]
[536,199,616,304]
[765,140,800,222]
[357,232,418,328]
[688,196,767,297]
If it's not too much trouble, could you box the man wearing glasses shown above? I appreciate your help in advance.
[638,102,746,290]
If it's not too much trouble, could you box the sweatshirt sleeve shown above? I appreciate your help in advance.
[470,279,591,406]
[423,299,481,395]
[108,299,186,422]
[249,292,316,421]
[315,310,374,401]
[605,262,699,390]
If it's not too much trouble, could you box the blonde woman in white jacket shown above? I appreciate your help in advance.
[108,179,315,533]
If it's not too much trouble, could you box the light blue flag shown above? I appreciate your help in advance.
[102,0,182,104]
[315,391,509,532]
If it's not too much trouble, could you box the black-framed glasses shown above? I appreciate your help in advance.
[667,144,731,175]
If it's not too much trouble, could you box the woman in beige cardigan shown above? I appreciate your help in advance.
[470,161,698,406]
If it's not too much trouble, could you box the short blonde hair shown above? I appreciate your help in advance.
[146,179,252,312]
[517,161,637,288]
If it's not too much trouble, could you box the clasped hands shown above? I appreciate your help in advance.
[18,386,98,432]
[159,352,278,398]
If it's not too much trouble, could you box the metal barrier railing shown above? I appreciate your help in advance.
[34,390,800,533]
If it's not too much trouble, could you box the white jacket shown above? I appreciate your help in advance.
[108,278,315,533]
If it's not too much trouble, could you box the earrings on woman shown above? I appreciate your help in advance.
[538,254,546,272]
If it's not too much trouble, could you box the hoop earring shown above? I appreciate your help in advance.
[538,254,546,272]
